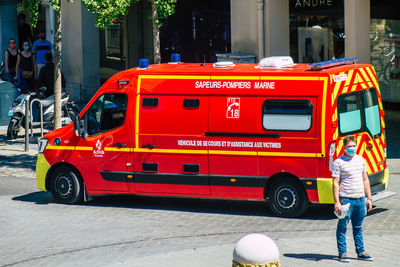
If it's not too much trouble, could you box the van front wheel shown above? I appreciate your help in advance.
[50,166,83,204]
[267,177,309,217]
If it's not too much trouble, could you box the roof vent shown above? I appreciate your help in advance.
[213,61,235,68]
[258,56,294,68]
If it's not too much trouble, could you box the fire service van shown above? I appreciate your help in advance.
[36,57,392,217]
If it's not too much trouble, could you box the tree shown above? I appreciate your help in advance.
[19,0,176,129]
[84,0,177,64]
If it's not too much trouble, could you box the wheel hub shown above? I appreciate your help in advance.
[55,175,73,197]
[276,187,296,209]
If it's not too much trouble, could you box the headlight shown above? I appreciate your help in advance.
[38,138,48,153]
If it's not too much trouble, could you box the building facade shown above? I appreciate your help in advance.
[3,0,398,105]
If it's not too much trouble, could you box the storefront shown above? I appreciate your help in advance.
[288,0,400,104]
[370,0,400,104]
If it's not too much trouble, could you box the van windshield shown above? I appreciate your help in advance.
[337,88,381,138]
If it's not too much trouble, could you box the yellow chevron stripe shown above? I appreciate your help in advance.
[360,83,367,89]
[365,151,378,173]
[342,86,349,93]
[354,73,363,84]
[376,138,385,159]
[351,84,357,92]
[359,68,371,82]
[344,70,354,87]
[367,82,373,87]
[358,142,366,158]
[337,139,343,157]
[333,129,338,140]
[371,144,382,163]
[366,67,381,94]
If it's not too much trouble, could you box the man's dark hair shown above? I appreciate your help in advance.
[45,53,52,63]
[343,135,357,147]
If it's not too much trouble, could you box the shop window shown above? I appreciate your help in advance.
[370,19,400,102]
[262,99,313,131]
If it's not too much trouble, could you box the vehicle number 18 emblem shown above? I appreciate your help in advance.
[226,98,240,119]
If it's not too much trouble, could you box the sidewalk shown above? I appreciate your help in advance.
[0,127,39,179]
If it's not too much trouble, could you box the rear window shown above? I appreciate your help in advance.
[262,99,313,131]
[337,88,381,138]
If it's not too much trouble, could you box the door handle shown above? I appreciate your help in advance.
[142,144,156,149]
[366,145,373,151]
[113,143,127,148]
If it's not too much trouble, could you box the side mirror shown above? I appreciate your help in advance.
[73,115,87,139]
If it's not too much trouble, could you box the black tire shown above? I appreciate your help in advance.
[49,166,83,204]
[7,118,19,140]
[267,177,309,218]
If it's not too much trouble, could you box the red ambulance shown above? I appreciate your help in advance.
[36,57,391,217]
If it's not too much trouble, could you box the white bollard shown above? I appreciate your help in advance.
[232,233,280,267]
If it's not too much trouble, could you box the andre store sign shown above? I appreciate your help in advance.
[291,0,342,9]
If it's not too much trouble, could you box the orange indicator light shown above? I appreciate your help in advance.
[306,181,312,185]
[230,178,237,182]
[127,175,133,179]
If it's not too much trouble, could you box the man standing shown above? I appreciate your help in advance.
[17,13,33,51]
[37,53,54,98]
[332,135,373,263]
[32,32,52,79]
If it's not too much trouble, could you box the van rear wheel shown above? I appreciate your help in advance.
[267,177,309,217]
[50,166,83,204]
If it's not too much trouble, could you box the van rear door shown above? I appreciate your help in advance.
[337,88,386,191]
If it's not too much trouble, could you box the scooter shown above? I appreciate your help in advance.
[7,87,80,139]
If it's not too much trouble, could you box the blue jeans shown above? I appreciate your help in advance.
[336,197,367,256]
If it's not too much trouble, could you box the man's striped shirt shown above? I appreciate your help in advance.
[332,154,367,198]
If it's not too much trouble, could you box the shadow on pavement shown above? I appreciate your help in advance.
[12,191,53,204]
[12,191,336,220]
[0,154,37,171]
[283,253,337,261]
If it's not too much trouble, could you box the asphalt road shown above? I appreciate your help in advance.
[0,170,399,266]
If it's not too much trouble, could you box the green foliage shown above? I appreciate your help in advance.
[18,0,176,29]
[155,0,177,20]
[19,0,63,27]
[82,0,138,29]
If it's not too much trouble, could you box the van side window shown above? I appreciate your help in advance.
[87,93,128,136]
[337,88,381,138]
[337,93,362,134]
[262,99,313,131]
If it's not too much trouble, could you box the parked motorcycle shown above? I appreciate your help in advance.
[7,87,80,139]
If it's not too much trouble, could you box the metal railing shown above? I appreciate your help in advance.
[30,99,44,138]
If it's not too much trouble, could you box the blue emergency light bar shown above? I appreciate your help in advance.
[308,57,358,71]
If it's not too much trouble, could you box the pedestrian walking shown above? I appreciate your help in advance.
[4,38,18,87]
[32,32,52,80]
[15,41,34,94]
[332,135,373,263]
[37,53,54,98]
[17,13,33,51]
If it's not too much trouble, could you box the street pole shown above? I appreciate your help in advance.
[24,94,29,151]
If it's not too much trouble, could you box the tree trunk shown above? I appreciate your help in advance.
[151,0,161,64]
[53,7,62,130]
